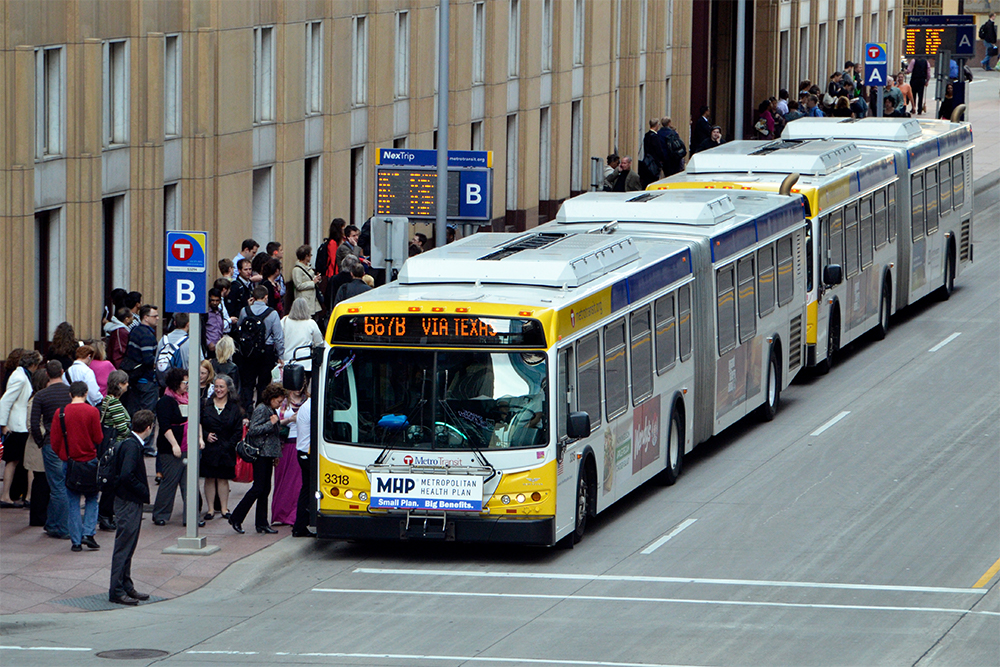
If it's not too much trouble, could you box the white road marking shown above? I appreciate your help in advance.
[314,588,1000,617]
[641,518,698,554]
[0,646,92,652]
[929,332,962,352]
[351,567,986,595]
[202,651,705,666]
[810,410,851,436]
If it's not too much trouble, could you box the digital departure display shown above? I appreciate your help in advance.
[375,169,461,218]
[333,315,546,347]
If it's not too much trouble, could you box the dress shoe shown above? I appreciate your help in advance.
[182,520,206,527]
[45,530,70,540]
[292,529,316,538]
[256,525,278,534]
[81,535,100,550]
[221,512,232,520]
[109,595,139,606]
[203,512,214,521]
[125,590,150,601]
[71,544,83,552]
[228,517,245,534]
[152,519,166,526]
[99,517,117,531]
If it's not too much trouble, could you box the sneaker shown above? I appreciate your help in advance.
[71,544,83,552]
[81,535,100,550]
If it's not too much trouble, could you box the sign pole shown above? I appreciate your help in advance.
[435,0,450,246]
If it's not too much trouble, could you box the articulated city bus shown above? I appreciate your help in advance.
[310,189,806,546]
[781,117,974,307]
[649,139,899,372]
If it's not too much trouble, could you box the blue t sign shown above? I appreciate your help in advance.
[165,231,208,313]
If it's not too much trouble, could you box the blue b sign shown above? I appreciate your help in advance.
[165,231,208,313]
[459,169,490,219]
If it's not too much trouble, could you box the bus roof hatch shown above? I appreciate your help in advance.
[687,139,862,176]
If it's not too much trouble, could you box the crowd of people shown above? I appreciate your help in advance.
[0,219,404,603]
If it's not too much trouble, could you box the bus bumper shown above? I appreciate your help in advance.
[316,512,557,545]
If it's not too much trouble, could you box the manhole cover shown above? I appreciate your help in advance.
[97,649,170,660]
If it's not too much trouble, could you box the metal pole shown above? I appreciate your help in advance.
[734,0,746,139]
[877,86,884,117]
[435,0,450,245]
[184,314,200,540]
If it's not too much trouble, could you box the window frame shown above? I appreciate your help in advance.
[35,45,64,159]
[873,188,887,249]
[859,195,874,270]
[394,11,410,100]
[716,264,737,355]
[843,201,860,278]
[939,159,952,214]
[103,39,130,147]
[603,318,628,421]
[952,155,964,209]
[352,16,368,107]
[910,171,925,242]
[887,183,897,242]
[925,166,939,235]
[737,255,756,344]
[776,235,795,306]
[630,308,654,406]
[305,21,323,115]
[575,331,602,432]
[757,244,776,316]
[654,292,677,374]
[678,284,693,362]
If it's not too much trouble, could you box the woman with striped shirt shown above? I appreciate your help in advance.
[97,370,131,531]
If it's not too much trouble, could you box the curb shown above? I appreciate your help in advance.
[974,168,1000,198]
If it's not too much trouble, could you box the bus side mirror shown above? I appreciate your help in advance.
[567,412,591,440]
[283,364,305,392]
[823,264,843,286]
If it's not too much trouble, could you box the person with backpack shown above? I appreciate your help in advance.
[236,285,284,411]
[314,218,346,312]
[980,13,998,71]
[108,409,154,606]
[155,313,199,388]
[121,305,159,452]
[657,117,687,177]
[909,57,930,116]
[96,370,130,531]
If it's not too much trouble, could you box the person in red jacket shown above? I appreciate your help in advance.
[50,381,104,552]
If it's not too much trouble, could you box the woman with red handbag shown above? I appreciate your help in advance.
[198,374,243,521]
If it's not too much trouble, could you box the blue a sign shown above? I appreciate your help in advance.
[954,25,975,56]
[165,231,208,313]
[864,42,888,86]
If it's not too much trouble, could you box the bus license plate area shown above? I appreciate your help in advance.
[370,472,485,512]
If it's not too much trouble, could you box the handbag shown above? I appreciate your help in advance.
[235,423,259,463]
[59,407,100,495]
[234,457,254,484]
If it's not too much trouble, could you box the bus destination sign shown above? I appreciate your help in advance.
[333,315,546,347]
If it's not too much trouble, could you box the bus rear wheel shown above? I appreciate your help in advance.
[939,249,955,300]
[817,310,840,375]
[874,280,891,340]
[757,348,781,421]
[660,408,684,486]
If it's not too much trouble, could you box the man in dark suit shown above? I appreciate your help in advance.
[109,409,154,606]
[690,106,713,153]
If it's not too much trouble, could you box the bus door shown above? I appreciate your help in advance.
[324,347,359,447]
[820,208,845,352]
[555,339,595,537]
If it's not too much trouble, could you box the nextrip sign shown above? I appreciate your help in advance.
[375,149,494,221]
[165,231,208,313]
[370,473,484,512]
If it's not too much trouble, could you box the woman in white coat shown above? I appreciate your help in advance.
[0,350,42,507]
[281,298,325,372]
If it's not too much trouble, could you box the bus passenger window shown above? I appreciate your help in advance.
[757,245,775,316]
[829,209,844,268]
[844,203,859,278]
[911,172,924,242]
[874,189,887,249]
[678,285,693,362]
[557,348,571,441]
[716,265,737,355]
[737,256,756,343]
[776,236,794,306]
[575,332,601,431]
[604,319,628,420]
[860,196,873,269]
[888,184,897,243]
[654,293,676,374]
[630,309,653,405]
[953,155,964,208]
[939,160,952,213]
[925,167,939,235]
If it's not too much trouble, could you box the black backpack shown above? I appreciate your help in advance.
[236,306,273,359]
[667,132,687,161]
[314,239,332,277]
[98,436,125,488]
[980,22,988,40]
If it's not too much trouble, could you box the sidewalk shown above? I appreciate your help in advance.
[966,68,1000,193]
[0,456,285,614]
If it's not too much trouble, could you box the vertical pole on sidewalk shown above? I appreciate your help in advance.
[734,0,746,139]
[877,86,884,117]
[435,0,450,246]
[184,314,200,542]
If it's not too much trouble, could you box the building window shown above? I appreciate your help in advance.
[395,11,409,99]
[304,157,321,249]
[252,167,273,243]
[574,0,585,65]
[104,40,129,146]
[508,0,520,78]
[353,17,368,106]
[798,27,809,84]
[103,195,129,305]
[35,46,63,158]
[306,21,323,114]
[351,147,366,227]
[571,100,582,192]
[163,183,179,231]
[474,2,486,83]
[886,11,895,66]
[164,35,180,137]
[471,120,484,151]
[541,0,553,73]
[539,107,551,200]
[870,12,879,43]
[664,78,672,116]
[506,114,518,209]
[253,26,274,123]
[836,19,846,70]
[854,16,862,61]
[639,0,648,54]
[817,23,828,88]
[665,0,674,47]
[34,208,64,345]
[779,30,790,93]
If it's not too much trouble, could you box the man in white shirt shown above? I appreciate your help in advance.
[65,345,102,407]
[232,238,259,267]
[291,395,314,537]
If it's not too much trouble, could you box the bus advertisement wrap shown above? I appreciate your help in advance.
[370,473,485,511]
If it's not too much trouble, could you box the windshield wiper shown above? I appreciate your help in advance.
[437,398,496,478]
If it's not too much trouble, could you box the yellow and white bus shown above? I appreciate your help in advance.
[781,117,974,307]
[311,189,807,546]
[649,139,899,372]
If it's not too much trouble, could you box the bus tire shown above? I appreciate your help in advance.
[757,347,781,422]
[559,466,592,548]
[939,245,955,300]
[817,307,840,375]
[874,278,891,340]
[660,406,684,486]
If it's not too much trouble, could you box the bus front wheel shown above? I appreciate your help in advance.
[757,348,781,422]
[571,471,590,544]
[875,279,891,340]
[660,408,684,486]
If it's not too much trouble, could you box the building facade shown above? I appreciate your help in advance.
[1,0,903,350]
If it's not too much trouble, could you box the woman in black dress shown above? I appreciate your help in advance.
[199,374,243,521]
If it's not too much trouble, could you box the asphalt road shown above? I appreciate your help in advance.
[3,189,998,666]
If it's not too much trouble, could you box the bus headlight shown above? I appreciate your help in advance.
[501,495,511,504]
[345,490,354,499]
[359,492,368,501]
[516,494,526,504]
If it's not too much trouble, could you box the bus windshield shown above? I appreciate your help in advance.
[324,347,548,451]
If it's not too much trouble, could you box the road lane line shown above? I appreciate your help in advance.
[810,411,851,436]
[642,518,697,555]
[192,650,704,666]
[973,556,1000,588]
[929,332,961,352]
[351,568,986,595]
[313,588,1000,617]
[0,647,92,652]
